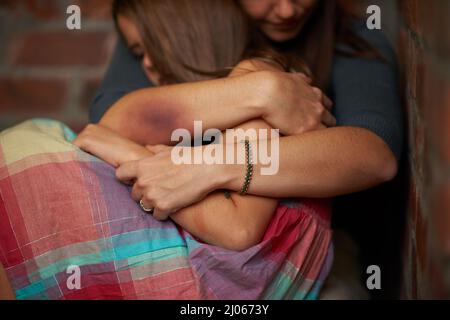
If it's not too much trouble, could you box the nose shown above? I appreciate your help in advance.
[142,54,153,70]
[274,0,297,20]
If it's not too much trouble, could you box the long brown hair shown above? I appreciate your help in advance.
[113,0,382,89]
[113,0,249,84]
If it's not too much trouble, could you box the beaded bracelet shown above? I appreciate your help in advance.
[240,140,253,195]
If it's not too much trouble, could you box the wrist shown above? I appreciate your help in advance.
[239,71,274,119]
[215,143,246,192]
[213,162,244,192]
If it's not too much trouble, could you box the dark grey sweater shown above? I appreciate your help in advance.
[89,21,404,161]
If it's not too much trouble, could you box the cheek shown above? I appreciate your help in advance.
[239,0,272,20]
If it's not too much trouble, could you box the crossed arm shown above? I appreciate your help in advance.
[76,60,282,251]
[75,117,278,252]
[78,54,400,249]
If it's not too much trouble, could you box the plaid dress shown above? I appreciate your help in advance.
[0,119,333,300]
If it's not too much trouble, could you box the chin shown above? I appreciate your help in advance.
[263,27,302,43]
[266,31,299,43]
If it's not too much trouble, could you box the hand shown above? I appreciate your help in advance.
[73,124,152,167]
[116,145,220,221]
[260,71,336,135]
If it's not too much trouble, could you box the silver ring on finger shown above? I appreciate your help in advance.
[139,199,154,214]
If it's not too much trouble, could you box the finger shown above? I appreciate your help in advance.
[152,209,171,221]
[131,183,143,202]
[139,197,155,214]
[297,73,312,84]
[311,87,333,111]
[150,192,184,221]
[321,109,337,127]
[146,145,167,154]
[123,179,135,186]
[116,161,139,182]
[322,95,333,111]
[72,135,88,149]
[72,140,82,149]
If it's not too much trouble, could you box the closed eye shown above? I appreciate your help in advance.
[129,44,145,61]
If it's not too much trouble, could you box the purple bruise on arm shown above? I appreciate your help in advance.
[127,99,187,145]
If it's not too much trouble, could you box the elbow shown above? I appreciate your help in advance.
[372,144,398,184]
[99,109,134,140]
[99,109,122,131]
[226,224,262,252]
[358,129,399,185]
[383,153,398,182]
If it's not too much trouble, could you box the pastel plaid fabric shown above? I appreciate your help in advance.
[0,119,333,300]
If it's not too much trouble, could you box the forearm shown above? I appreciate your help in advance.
[99,72,269,146]
[170,118,278,251]
[171,191,277,251]
[219,126,398,198]
[88,134,277,251]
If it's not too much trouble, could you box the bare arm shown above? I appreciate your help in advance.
[171,189,277,251]
[99,72,266,146]
[77,61,281,251]
[170,118,278,251]
[157,61,281,251]
[116,124,398,222]
[98,69,334,146]
[218,126,398,198]
[74,120,278,251]
[113,60,400,217]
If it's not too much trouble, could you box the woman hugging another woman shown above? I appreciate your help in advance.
[0,0,403,300]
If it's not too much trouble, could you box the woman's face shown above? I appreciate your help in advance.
[239,0,318,42]
[117,15,161,85]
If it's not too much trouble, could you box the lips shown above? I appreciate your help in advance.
[272,20,302,31]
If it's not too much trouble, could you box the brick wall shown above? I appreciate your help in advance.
[399,0,450,299]
[0,0,115,132]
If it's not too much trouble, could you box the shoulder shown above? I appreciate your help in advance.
[336,19,397,64]
[329,20,404,162]
[331,19,400,86]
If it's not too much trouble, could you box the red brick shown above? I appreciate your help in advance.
[410,240,418,299]
[415,205,428,273]
[10,31,113,67]
[429,259,448,298]
[419,1,450,58]
[74,0,113,20]
[407,33,425,103]
[0,77,67,114]
[399,0,422,37]
[412,113,425,169]
[24,0,61,20]
[421,55,450,165]
[433,183,450,255]
[399,0,450,299]
[408,180,420,228]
